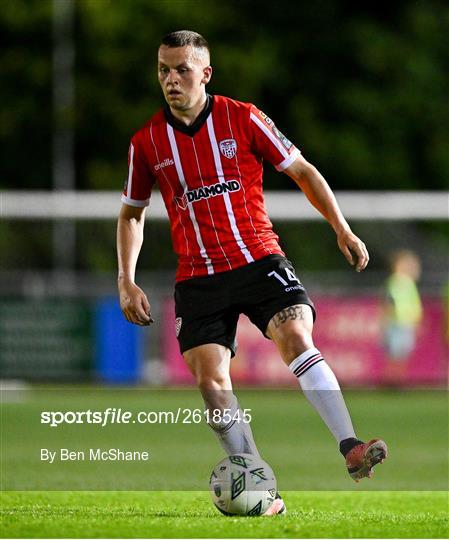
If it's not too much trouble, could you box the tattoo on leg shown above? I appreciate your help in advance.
[273,305,306,327]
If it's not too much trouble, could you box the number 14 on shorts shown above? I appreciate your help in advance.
[268,268,300,287]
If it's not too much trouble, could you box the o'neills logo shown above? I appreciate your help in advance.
[154,158,174,171]
[174,180,240,210]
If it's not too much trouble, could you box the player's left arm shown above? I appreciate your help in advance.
[284,154,369,272]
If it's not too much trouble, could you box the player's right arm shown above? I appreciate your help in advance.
[118,131,155,325]
[117,203,152,326]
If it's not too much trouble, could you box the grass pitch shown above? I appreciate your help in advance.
[1,490,448,538]
[2,388,447,491]
[1,387,447,537]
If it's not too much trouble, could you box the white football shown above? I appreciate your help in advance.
[209,454,277,516]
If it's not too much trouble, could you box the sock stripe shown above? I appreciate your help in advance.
[292,353,321,375]
[289,348,355,444]
[292,353,323,377]
[296,358,323,377]
[220,419,237,433]
[210,419,237,433]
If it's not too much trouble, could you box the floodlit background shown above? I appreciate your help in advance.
[0,0,447,386]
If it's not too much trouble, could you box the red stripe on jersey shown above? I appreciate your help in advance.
[122,96,296,282]
[225,101,273,257]
[190,133,235,271]
[167,125,214,275]
[206,113,255,265]
[212,100,274,259]
[152,115,216,277]
[148,122,195,276]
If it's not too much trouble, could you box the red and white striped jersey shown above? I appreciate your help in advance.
[122,94,300,281]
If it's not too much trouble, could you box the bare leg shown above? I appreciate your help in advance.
[184,343,260,456]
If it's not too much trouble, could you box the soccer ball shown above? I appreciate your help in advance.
[209,454,277,516]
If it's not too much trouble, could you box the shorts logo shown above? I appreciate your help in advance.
[175,317,182,337]
[219,139,237,159]
[174,180,241,210]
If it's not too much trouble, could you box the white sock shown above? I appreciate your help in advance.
[207,394,261,457]
[289,347,356,443]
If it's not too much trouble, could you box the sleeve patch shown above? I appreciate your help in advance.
[257,109,274,126]
[256,107,293,152]
[272,126,293,151]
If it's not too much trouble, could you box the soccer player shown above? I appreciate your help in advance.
[117,30,388,514]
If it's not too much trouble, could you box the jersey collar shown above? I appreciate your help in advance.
[164,94,214,137]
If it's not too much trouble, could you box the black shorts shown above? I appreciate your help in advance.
[174,255,315,357]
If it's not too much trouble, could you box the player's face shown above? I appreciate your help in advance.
[158,45,212,111]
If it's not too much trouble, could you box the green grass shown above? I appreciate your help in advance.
[1,387,448,537]
[1,388,447,490]
[1,490,448,538]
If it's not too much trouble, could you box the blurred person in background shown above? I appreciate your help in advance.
[117,30,388,513]
[382,250,422,385]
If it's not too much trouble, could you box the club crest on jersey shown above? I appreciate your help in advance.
[219,139,237,159]
[174,180,241,210]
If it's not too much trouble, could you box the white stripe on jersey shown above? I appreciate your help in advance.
[277,147,300,172]
[121,194,149,207]
[149,124,194,276]
[206,115,254,264]
[126,143,134,198]
[225,101,272,256]
[167,124,214,275]
[191,138,232,270]
[250,113,300,171]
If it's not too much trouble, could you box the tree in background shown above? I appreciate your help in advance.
[1,0,447,272]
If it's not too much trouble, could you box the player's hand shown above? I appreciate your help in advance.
[118,279,154,326]
[337,230,369,272]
